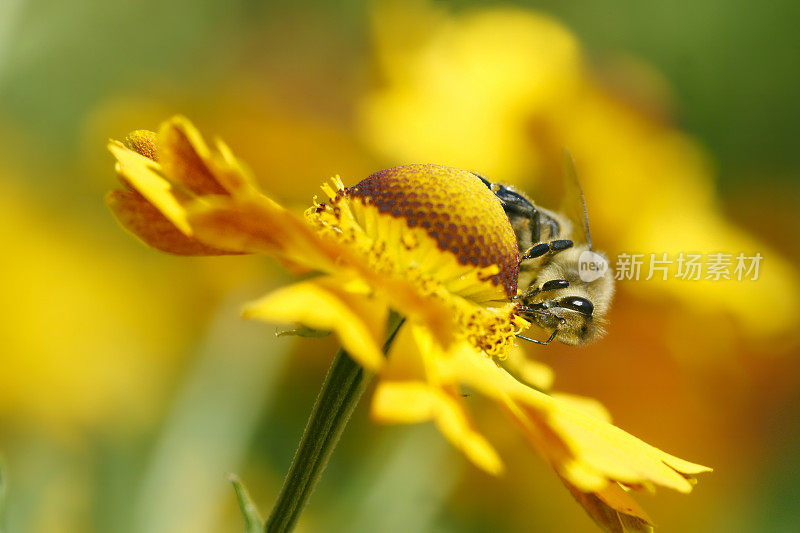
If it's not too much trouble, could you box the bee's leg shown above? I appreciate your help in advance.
[515,316,566,345]
[522,239,573,260]
[472,174,539,216]
[516,279,569,300]
[516,329,559,345]
[514,309,565,345]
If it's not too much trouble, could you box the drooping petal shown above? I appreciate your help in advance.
[436,345,711,493]
[107,189,235,255]
[243,276,388,370]
[370,323,435,421]
[371,325,503,475]
[531,399,710,493]
[378,321,429,382]
[434,385,504,475]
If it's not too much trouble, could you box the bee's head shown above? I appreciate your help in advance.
[536,294,601,345]
[517,246,614,345]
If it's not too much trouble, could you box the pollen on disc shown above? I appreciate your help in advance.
[345,164,519,297]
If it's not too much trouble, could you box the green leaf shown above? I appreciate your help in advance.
[228,474,264,533]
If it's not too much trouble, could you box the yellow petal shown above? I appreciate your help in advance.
[541,402,711,493]
[371,381,435,423]
[502,345,555,390]
[372,325,504,474]
[550,392,612,423]
[184,195,337,268]
[243,277,388,370]
[435,386,504,475]
[371,324,441,421]
[437,346,711,493]
[155,115,264,197]
[110,146,321,264]
[186,195,463,349]
[106,189,236,255]
[158,116,230,195]
[211,138,263,197]
[108,116,266,255]
[109,143,267,256]
[371,380,503,475]
[382,321,430,381]
[109,140,194,236]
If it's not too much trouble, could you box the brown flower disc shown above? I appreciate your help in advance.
[346,164,519,298]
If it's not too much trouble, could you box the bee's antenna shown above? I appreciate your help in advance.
[562,149,593,251]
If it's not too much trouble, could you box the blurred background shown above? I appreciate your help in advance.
[1,0,799,531]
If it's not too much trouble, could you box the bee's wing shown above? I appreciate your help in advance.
[560,149,593,250]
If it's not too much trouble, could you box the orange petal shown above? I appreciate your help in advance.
[107,189,236,255]
[211,138,263,197]
[110,135,282,256]
[186,196,470,345]
[158,116,229,195]
[184,195,339,270]
[156,116,263,198]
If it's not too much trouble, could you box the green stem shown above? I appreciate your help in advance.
[265,313,404,533]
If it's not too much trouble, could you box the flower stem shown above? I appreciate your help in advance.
[265,313,404,533]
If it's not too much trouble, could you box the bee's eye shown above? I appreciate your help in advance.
[559,296,594,316]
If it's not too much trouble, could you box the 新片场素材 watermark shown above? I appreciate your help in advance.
[611,252,763,281]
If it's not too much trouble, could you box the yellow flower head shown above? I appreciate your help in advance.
[108,116,709,531]
[305,164,523,357]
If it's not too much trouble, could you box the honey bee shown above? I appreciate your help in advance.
[475,153,614,345]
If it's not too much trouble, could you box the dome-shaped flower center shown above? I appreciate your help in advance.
[346,164,519,298]
[307,164,524,358]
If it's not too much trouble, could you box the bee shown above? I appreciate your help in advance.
[475,153,614,345]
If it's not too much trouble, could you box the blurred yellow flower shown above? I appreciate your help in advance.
[0,179,204,429]
[364,4,581,180]
[360,1,800,341]
[107,116,709,530]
